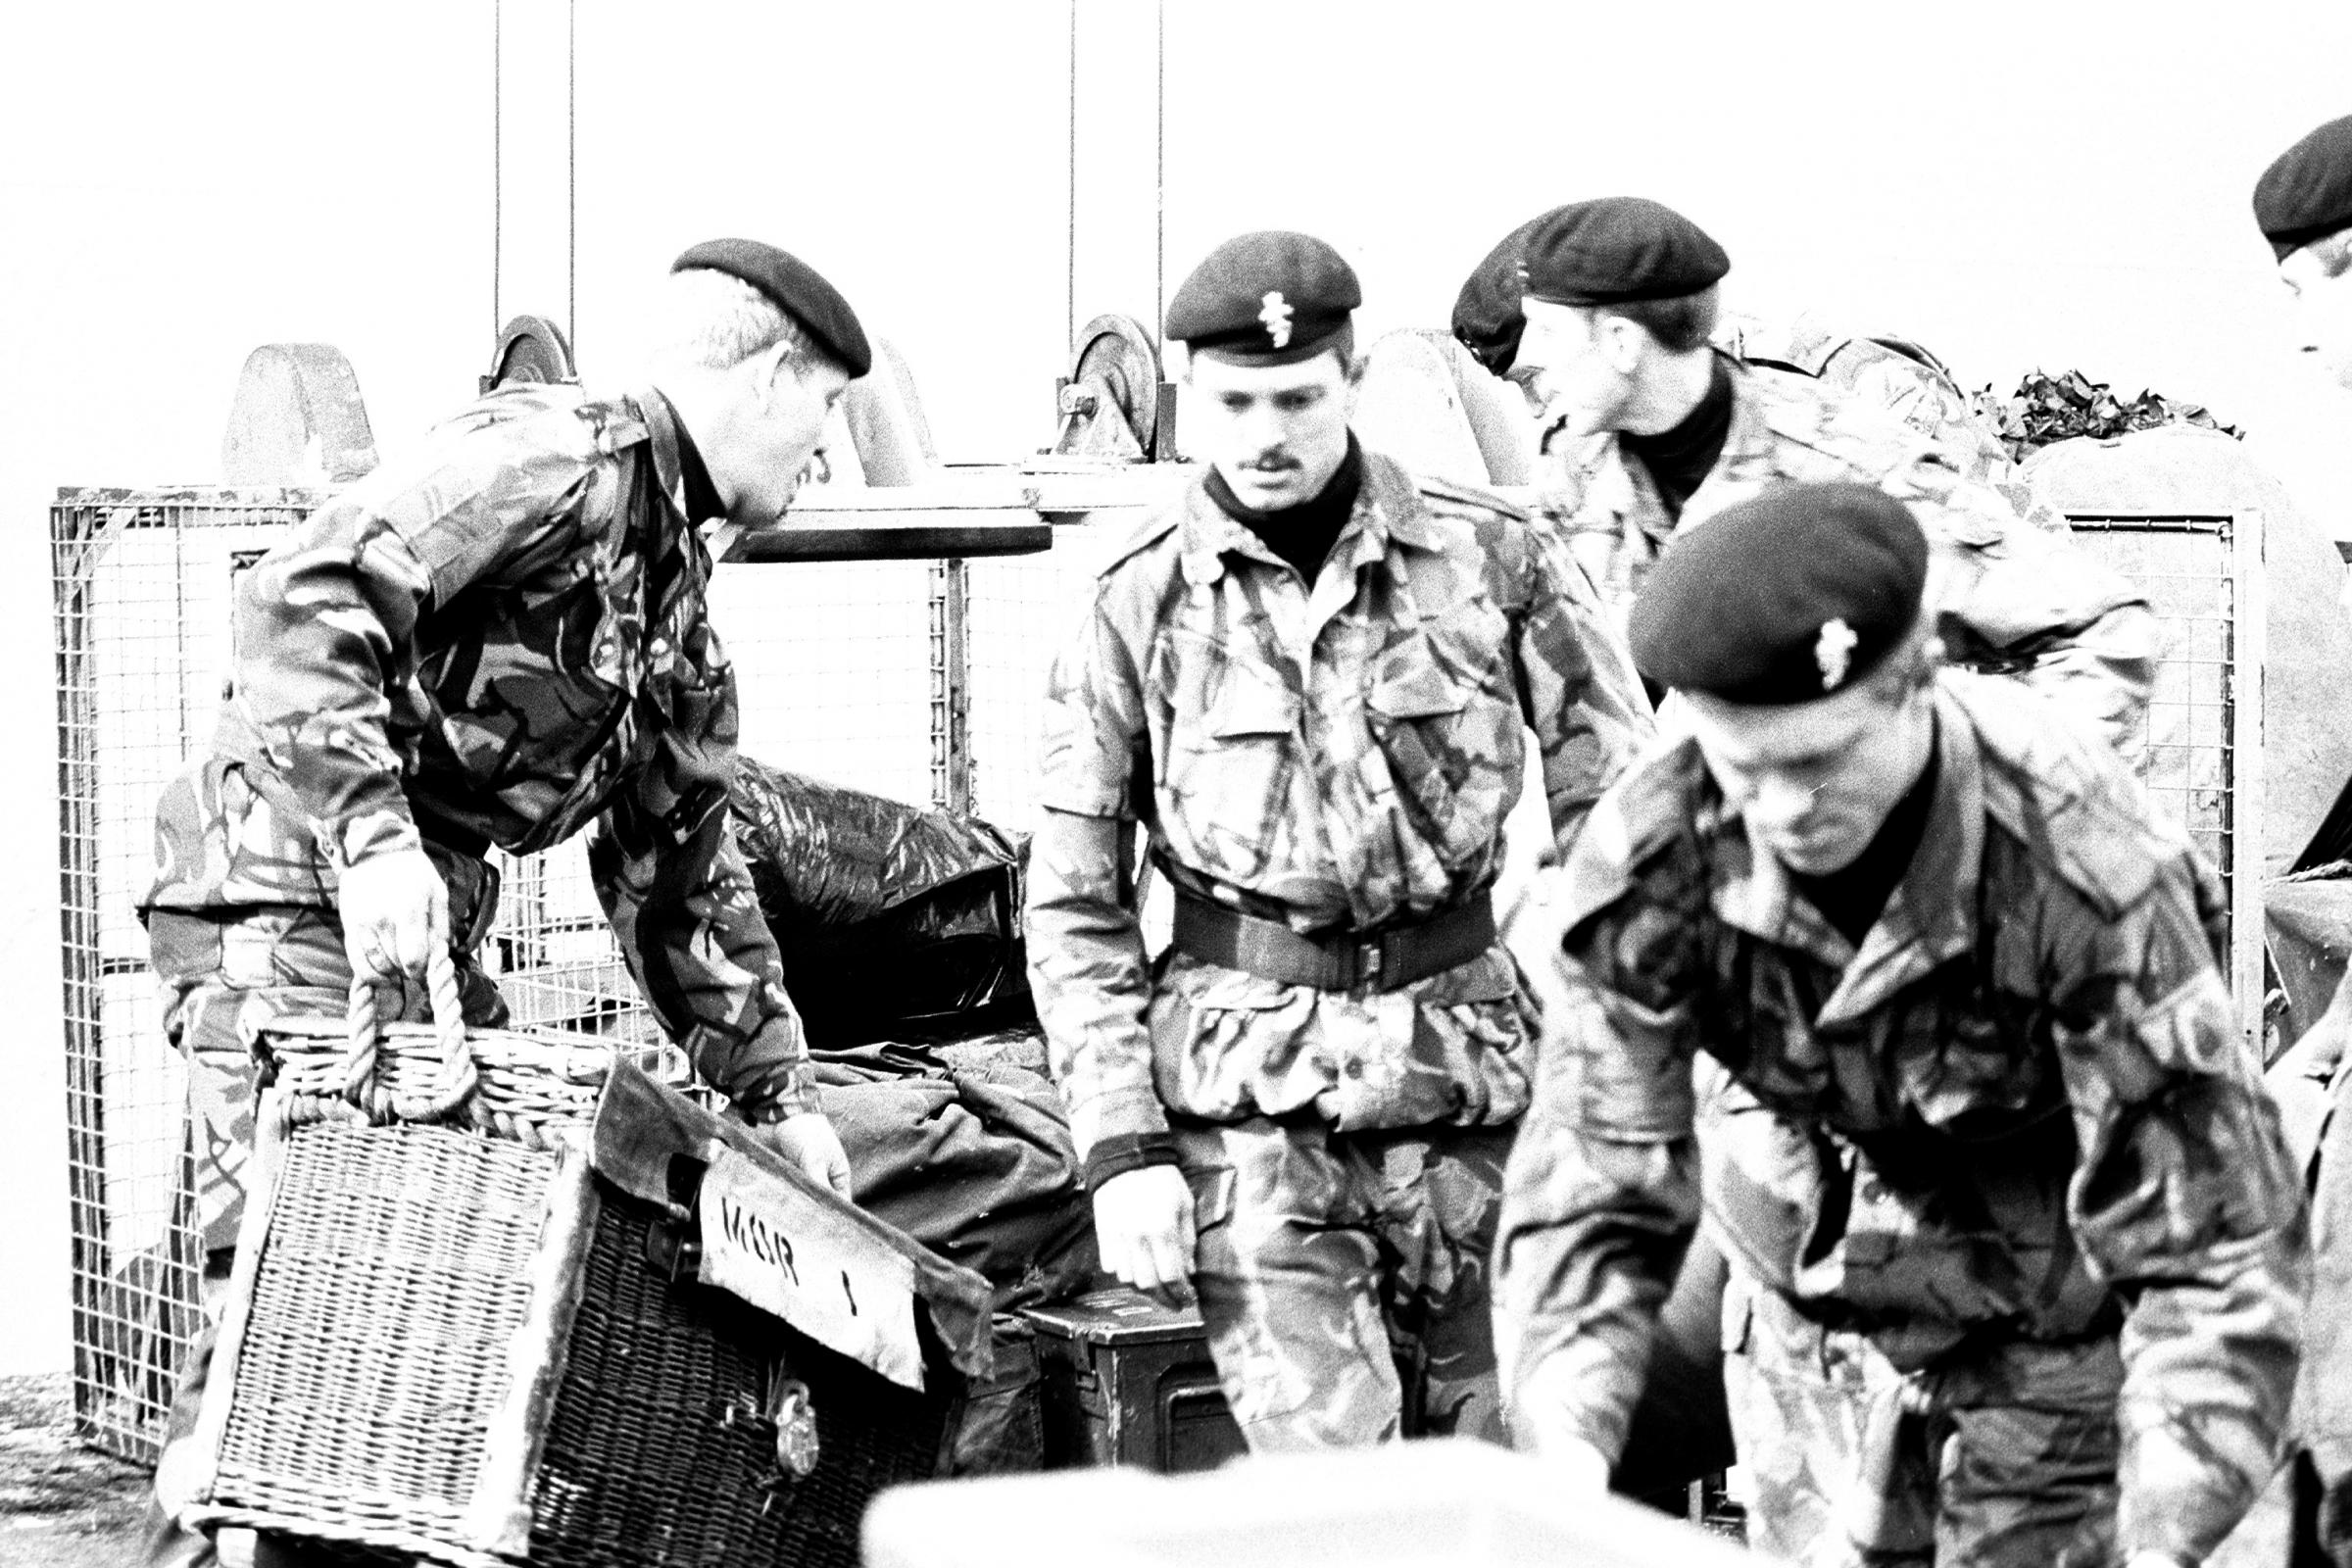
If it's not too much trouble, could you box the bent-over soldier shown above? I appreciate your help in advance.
[1496,481,2306,1568]
[139,239,861,1568]
[1026,230,1652,1449]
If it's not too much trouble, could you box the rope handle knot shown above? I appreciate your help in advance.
[341,946,480,1121]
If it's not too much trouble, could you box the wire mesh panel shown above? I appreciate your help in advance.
[710,560,938,806]
[55,488,322,1462]
[2065,513,2265,1043]
[965,519,1137,834]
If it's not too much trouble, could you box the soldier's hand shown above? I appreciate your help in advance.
[338,846,450,993]
[1092,1164,1197,1303]
[748,1111,854,1199]
[1510,1408,1610,1494]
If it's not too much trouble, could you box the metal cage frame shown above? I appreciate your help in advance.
[2063,510,2266,1053]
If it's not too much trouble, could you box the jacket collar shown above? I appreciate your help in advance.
[1707,683,1984,1022]
[1176,447,1441,589]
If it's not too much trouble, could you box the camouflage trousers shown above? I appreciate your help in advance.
[1171,1115,1512,1451]
[1723,1273,2122,1568]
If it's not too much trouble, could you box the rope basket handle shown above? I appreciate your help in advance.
[343,945,480,1121]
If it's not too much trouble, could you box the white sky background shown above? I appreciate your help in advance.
[2,0,2349,1373]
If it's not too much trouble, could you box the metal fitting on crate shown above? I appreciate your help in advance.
[771,1378,821,1479]
[720,1370,823,1494]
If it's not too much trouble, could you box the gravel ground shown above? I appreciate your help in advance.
[0,1374,153,1567]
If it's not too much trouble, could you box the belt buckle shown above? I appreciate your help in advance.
[1349,936,1385,998]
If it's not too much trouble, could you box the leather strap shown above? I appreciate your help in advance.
[1169,891,1495,994]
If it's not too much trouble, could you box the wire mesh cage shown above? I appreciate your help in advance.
[53,484,1114,1465]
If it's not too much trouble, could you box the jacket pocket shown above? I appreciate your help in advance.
[1160,636,1300,879]
[1365,634,1518,863]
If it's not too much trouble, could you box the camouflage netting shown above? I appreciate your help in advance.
[1973,369,2243,464]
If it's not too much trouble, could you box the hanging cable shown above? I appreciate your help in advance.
[567,0,577,364]
[1066,0,1078,353]
[1154,0,1165,345]
[493,0,502,342]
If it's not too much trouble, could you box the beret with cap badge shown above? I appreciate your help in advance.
[1166,230,1361,365]
[1521,196,1731,309]
[671,237,872,379]
[2253,114,2352,262]
[1629,481,1929,707]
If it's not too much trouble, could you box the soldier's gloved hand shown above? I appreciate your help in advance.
[338,846,450,998]
[1092,1164,1197,1304]
[747,1111,854,1199]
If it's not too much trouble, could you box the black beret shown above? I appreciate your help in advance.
[1452,209,1566,375]
[1521,197,1730,308]
[1629,482,1929,706]
[671,238,872,379]
[1166,231,1361,364]
[2254,115,2352,262]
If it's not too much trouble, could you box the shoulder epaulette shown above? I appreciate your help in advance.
[1414,472,1530,522]
[1094,501,1185,580]
[1959,676,2165,919]
[576,393,652,458]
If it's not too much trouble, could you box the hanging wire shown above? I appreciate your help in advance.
[1154,0,1165,345]
[567,0,577,363]
[1065,0,1078,353]
[493,0,503,342]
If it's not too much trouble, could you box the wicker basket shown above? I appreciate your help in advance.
[179,955,992,1567]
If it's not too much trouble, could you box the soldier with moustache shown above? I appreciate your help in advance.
[1026,230,1652,1449]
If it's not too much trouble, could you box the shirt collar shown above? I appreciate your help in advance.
[1175,446,1439,588]
[640,387,725,524]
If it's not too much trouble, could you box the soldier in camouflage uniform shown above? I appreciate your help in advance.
[1026,231,1652,1450]
[2251,113,2352,1568]
[138,239,863,1568]
[1454,197,2155,764]
[1453,219,2012,490]
[1496,482,2307,1568]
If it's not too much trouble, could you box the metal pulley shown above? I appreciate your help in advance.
[481,314,578,393]
[1051,313,1176,460]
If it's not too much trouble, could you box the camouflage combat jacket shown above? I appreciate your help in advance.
[1027,452,1654,1159]
[1495,673,2306,1566]
[145,381,815,1116]
[1557,357,2156,760]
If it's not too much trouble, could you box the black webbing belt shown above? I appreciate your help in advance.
[1168,890,1496,994]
